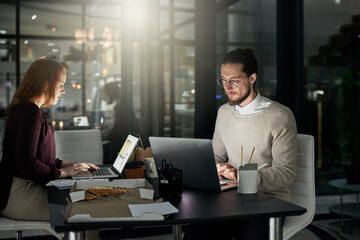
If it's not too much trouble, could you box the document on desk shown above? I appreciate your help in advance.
[128,201,179,217]
[46,179,76,190]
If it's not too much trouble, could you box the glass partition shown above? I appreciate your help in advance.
[0,39,16,117]
[20,2,81,37]
[0,1,15,35]
[304,0,360,194]
[216,0,277,108]
[0,0,277,163]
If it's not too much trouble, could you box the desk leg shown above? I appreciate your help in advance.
[340,188,344,227]
[269,217,283,240]
[172,224,182,240]
[66,231,85,240]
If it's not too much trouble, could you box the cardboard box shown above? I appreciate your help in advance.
[62,179,177,223]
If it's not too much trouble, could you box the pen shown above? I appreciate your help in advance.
[258,163,268,170]
[241,145,243,167]
[248,147,255,164]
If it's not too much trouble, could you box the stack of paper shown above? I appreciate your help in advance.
[46,179,76,190]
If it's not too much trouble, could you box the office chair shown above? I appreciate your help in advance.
[283,134,316,240]
[54,129,103,165]
[0,216,62,240]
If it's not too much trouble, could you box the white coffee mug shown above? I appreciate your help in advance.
[237,163,258,194]
[144,157,158,178]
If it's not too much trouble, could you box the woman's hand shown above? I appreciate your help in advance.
[216,162,237,182]
[59,162,100,178]
[85,163,100,171]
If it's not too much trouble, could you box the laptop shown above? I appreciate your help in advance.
[73,115,90,127]
[149,137,237,191]
[72,133,140,179]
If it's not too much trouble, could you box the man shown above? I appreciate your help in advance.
[213,48,297,202]
[184,48,297,240]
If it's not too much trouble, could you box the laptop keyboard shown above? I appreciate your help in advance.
[91,168,112,176]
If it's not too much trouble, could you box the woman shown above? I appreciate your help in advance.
[0,56,99,221]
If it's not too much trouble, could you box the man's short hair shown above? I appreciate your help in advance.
[222,48,258,77]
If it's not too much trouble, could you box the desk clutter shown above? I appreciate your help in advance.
[158,159,182,199]
[62,179,178,223]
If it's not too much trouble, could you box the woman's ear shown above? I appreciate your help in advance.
[44,82,48,91]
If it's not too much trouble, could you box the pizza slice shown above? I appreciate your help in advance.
[84,186,128,200]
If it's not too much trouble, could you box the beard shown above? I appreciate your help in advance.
[228,87,251,106]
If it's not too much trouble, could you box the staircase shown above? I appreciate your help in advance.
[308,14,360,66]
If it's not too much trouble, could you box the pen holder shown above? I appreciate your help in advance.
[237,163,258,194]
[158,159,182,199]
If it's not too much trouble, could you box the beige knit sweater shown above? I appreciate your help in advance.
[212,102,297,201]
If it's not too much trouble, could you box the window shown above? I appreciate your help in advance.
[216,0,277,108]
[304,0,360,194]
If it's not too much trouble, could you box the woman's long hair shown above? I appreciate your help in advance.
[7,56,68,114]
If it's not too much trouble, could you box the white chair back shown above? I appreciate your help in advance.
[54,129,103,165]
[283,134,316,240]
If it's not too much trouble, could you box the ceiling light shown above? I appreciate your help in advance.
[0,30,7,34]
[24,40,29,45]
[75,29,87,43]
[31,15,37,20]
[46,24,57,32]
[316,90,325,95]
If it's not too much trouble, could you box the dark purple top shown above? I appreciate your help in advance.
[0,102,62,210]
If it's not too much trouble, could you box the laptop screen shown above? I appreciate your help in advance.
[113,133,140,173]
[73,116,90,126]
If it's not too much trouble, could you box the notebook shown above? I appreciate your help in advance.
[149,137,237,191]
[72,133,140,179]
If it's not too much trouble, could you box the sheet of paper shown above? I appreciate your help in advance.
[70,191,85,202]
[139,188,154,200]
[46,179,76,190]
[128,201,179,217]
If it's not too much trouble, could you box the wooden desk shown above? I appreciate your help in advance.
[48,185,305,240]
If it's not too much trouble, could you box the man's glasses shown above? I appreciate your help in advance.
[217,75,248,88]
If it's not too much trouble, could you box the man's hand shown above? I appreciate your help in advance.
[216,162,237,182]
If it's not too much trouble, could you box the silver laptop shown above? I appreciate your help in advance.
[72,133,140,179]
[149,137,237,191]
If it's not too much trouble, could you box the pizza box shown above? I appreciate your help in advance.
[62,178,178,223]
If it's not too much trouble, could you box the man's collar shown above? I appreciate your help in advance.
[234,91,262,115]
